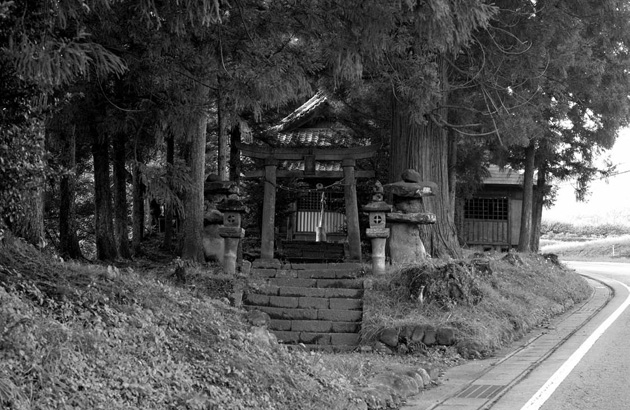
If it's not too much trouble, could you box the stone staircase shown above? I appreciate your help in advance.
[243,262,365,350]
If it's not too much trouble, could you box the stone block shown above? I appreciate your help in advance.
[300,332,331,345]
[318,309,363,322]
[292,320,332,333]
[422,325,437,346]
[269,319,292,331]
[296,269,358,279]
[279,287,326,298]
[243,293,269,306]
[379,327,399,347]
[436,327,456,345]
[329,298,363,310]
[253,284,280,296]
[322,288,364,299]
[410,325,426,343]
[298,297,329,309]
[273,331,300,344]
[331,333,361,345]
[244,306,317,320]
[269,296,299,309]
[269,278,317,288]
[316,279,363,289]
[331,321,361,333]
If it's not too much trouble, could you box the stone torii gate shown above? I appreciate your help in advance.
[237,142,378,263]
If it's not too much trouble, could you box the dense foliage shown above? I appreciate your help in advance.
[1,0,630,258]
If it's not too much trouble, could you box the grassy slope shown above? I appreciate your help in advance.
[360,254,591,358]
[1,236,592,409]
[0,238,360,410]
[541,235,630,261]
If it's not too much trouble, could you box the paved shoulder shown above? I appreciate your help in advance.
[401,276,611,410]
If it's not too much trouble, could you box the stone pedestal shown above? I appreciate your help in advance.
[219,227,245,274]
[217,200,248,275]
[388,223,426,264]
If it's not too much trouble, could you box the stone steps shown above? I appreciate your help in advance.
[243,262,365,350]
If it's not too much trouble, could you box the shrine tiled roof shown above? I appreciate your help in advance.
[276,128,355,148]
[269,91,329,134]
[484,165,524,185]
[281,160,343,172]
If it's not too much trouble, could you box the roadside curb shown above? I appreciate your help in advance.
[401,274,613,410]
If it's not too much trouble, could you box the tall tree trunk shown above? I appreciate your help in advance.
[92,132,118,261]
[163,134,175,250]
[12,133,45,247]
[517,140,536,252]
[217,85,229,181]
[132,148,145,254]
[14,187,45,247]
[229,125,241,184]
[113,133,131,259]
[447,131,458,223]
[181,83,209,263]
[59,126,83,259]
[390,56,460,259]
[390,99,461,259]
[530,164,546,253]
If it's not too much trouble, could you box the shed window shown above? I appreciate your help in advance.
[464,197,508,220]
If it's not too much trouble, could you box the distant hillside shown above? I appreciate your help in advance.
[540,235,630,261]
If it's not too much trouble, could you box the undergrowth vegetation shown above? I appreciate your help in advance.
[361,254,592,358]
[0,237,362,410]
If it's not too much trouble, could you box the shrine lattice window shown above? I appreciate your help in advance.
[297,191,345,212]
[464,197,508,220]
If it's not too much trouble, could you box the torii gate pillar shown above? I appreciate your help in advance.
[343,158,361,261]
[260,157,277,261]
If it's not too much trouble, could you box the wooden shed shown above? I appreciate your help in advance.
[457,165,524,251]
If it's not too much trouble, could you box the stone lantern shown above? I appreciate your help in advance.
[383,169,437,265]
[218,197,248,275]
[363,181,392,274]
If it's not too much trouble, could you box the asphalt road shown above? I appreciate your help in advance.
[492,261,630,410]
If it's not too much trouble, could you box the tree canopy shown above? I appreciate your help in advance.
[2,0,629,259]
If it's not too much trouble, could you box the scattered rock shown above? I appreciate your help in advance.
[502,252,523,266]
[542,253,560,266]
[456,340,485,359]
[373,341,394,354]
[246,309,270,327]
[436,327,456,346]
[379,327,399,348]
[248,326,277,347]
[411,325,426,343]
[416,368,431,386]
[471,257,492,275]
[422,325,437,346]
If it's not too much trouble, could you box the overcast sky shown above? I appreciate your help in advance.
[543,128,630,225]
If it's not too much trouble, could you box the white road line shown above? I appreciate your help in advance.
[520,279,630,410]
